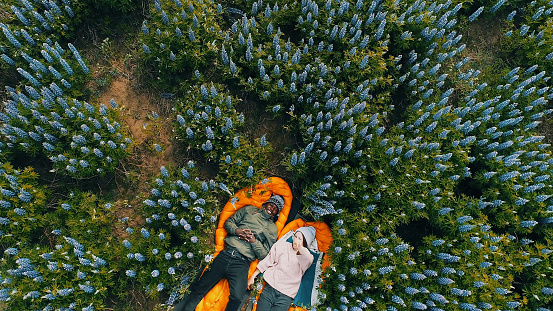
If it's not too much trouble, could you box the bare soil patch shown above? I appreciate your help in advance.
[97,76,178,183]
[461,14,508,71]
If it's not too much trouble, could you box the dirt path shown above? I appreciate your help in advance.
[96,76,177,180]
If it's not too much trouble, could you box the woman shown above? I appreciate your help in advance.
[247,226,317,311]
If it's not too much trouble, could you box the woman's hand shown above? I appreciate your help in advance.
[297,245,310,255]
[292,231,304,251]
[248,268,261,290]
[247,276,256,290]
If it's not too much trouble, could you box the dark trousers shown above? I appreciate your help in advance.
[174,249,250,311]
[256,283,293,311]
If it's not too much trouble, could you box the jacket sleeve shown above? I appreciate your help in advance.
[255,242,278,273]
[250,224,278,260]
[224,205,250,235]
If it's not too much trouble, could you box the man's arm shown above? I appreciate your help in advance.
[249,225,278,260]
[223,205,250,235]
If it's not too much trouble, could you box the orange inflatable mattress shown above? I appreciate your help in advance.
[195,177,293,310]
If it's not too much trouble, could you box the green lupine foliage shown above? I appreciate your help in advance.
[117,164,220,300]
[502,0,553,73]
[268,0,553,310]
[45,191,118,250]
[81,0,141,13]
[0,0,85,49]
[1,39,90,98]
[138,0,224,89]
[0,236,113,310]
[0,162,48,244]
[1,0,553,310]
[0,190,118,308]
[0,91,132,178]
[173,83,245,161]
[0,0,88,85]
[218,135,274,194]
[0,6,129,179]
[218,0,395,115]
[172,81,274,194]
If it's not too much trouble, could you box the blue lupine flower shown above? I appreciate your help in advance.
[468,6,484,22]
[412,302,427,310]
[2,26,22,48]
[62,263,73,271]
[0,54,16,66]
[378,266,395,275]
[520,220,538,228]
[126,270,136,277]
[140,228,150,238]
[459,224,476,232]
[18,189,32,203]
[514,197,529,206]
[410,273,426,280]
[535,194,551,203]
[79,284,94,293]
[359,55,369,69]
[394,244,409,253]
[495,287,509,295]
[14,208,26,216]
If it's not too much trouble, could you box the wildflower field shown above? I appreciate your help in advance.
[1,0,553,310]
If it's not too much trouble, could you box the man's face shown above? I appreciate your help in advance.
[263,202,279,216]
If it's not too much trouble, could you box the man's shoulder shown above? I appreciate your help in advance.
[239,205,259,215]
[268,221,278,233]
[231,205,256,215]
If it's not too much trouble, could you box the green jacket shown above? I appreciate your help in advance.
[224,205,278,261]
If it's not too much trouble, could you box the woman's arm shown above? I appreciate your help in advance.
[247,268,261,290]
[255,237,279,272]
[297,245,311,256]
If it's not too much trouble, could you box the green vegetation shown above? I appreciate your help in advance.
[0,0,552,310]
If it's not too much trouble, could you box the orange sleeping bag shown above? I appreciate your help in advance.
[195,177,293,311]
[252,219,333,311]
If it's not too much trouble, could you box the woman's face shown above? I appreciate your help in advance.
[292,231,305,251]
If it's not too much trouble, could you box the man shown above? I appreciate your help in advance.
[175,194,285,311]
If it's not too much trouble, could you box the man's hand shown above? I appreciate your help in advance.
[236,228,256,243]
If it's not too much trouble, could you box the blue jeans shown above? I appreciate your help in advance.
[174,249,250,311]
[256,283,293,311]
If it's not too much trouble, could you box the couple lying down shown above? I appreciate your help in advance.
[174,195,318,311]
